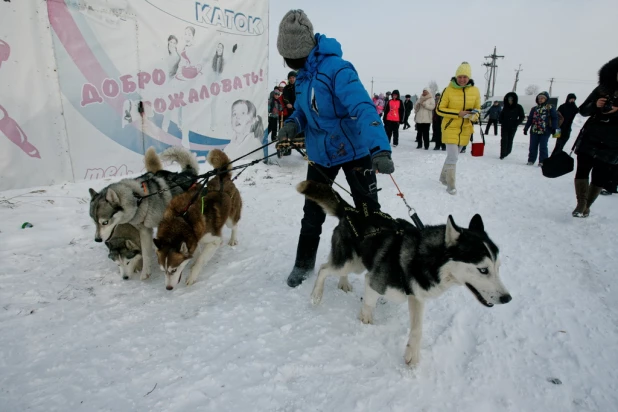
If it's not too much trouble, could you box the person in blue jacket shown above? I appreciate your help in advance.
[276,9,395,287]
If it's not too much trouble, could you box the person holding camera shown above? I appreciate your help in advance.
[275,9,394,287]
[436,62,481,195]
[572,56,618,217]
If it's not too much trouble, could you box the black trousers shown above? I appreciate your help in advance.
[384,121,400,145]
[500,127,517,158]
[432,120,445,149]
[268,116,279,141]
[485,119,498,135]
[416,123,431,148]
[403,114,411,129]
[551,128,573,155]
[575,152,612,187]
[300,155,380,239]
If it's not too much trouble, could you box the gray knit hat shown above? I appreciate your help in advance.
[277,10,316,59]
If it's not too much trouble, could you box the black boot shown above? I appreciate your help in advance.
[286,234,320,287]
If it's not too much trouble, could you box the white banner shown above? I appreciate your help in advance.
[0,0,269,191]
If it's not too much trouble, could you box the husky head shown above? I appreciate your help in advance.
[444,214,511,307]
[89,187,133,243]
[106,239,142,280]
[153,237,194,290]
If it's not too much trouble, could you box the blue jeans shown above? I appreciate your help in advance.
[528,133,550,163]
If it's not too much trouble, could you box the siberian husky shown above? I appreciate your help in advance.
[89,146,199,280]
[105,223,142,280]
[154,149,242,290]
[297,180,512,366]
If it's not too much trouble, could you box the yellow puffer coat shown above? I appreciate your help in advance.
[436,79,482,146]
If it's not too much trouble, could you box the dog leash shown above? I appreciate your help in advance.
[389,175,425,230]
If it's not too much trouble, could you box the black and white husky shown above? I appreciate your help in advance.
[297,180,512,366]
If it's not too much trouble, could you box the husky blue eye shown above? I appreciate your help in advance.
[478,268,489,275]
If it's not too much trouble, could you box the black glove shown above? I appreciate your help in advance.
[523,129,528,135]
[277,122,298,141]
[372,152,395,174]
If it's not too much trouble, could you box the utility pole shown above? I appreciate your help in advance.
[482,46,504,100]
[513,64,523,92]
[371,77,374,96]
[548,78,555,96]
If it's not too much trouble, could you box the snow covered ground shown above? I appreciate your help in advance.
[1,124,617,412]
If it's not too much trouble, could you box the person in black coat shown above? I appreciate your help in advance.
[498,92,525,159]
[403,94,413,129]
[572,56,618,218]
[282,70,297,121]
[552,93,579,155]
[382,89,405,146]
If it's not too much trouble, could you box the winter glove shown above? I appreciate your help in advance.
[277,121,298,141]
[469,112,480,123]
[523,129,528,135]
[372,152,395,174]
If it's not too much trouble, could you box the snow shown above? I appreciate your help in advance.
[1,123,617,412]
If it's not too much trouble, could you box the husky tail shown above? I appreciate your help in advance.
[296,180,350,219]
[144,147,163,173]
[207,149,232,177]
[160,146,200,175]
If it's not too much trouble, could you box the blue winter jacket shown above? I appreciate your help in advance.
[285,34,391,167]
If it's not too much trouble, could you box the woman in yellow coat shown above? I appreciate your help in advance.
[436,62,482,194]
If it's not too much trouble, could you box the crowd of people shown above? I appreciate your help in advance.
[269,9,617,287]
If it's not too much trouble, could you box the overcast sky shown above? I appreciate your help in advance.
[268,0,616,103]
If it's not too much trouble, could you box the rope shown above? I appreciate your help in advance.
[389,174,424,230]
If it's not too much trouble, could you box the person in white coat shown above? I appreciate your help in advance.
[414,88,436,149]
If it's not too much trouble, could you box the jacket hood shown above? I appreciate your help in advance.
[301,34,342,75]
[504,92,518,105]
[536,91,550,105]
[391,89,401,97]
[566,93,577,102]
[598,56,618,93]
[378,93,385,99]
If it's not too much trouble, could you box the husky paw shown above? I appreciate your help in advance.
[359,309,373,325]
[186,276,197,286]
[338,278,353,293]
[140,271,151,281]
[228,238,238,246]
[404,345,420,366]
[310,289,323,305]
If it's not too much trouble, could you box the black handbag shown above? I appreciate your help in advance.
[541,129,582,178]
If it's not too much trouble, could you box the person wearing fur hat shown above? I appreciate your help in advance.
[571,57,618,217]
[436,62,482,195]
[414,88,436,149]
[275,9,394,287]
[383,90,405,146]
[552,93,579,155]
[403,94,413,129]
[523,92,559,166]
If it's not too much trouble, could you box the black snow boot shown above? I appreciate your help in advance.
[286,235,320,288]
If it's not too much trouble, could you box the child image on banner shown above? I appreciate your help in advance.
[175,27,202,81]
[223,100,264,161]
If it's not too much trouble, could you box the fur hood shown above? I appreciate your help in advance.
[598,56,618,94]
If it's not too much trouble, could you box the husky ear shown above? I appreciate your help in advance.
[126,239,139,251]
[445,215,461,246]
[152,238,162,249]
[105,189,120,205]
[89,188,98,199]
[180,242,189,256]
[469,214,485,234]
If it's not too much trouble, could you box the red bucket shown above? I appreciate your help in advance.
[471,142,485,157]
